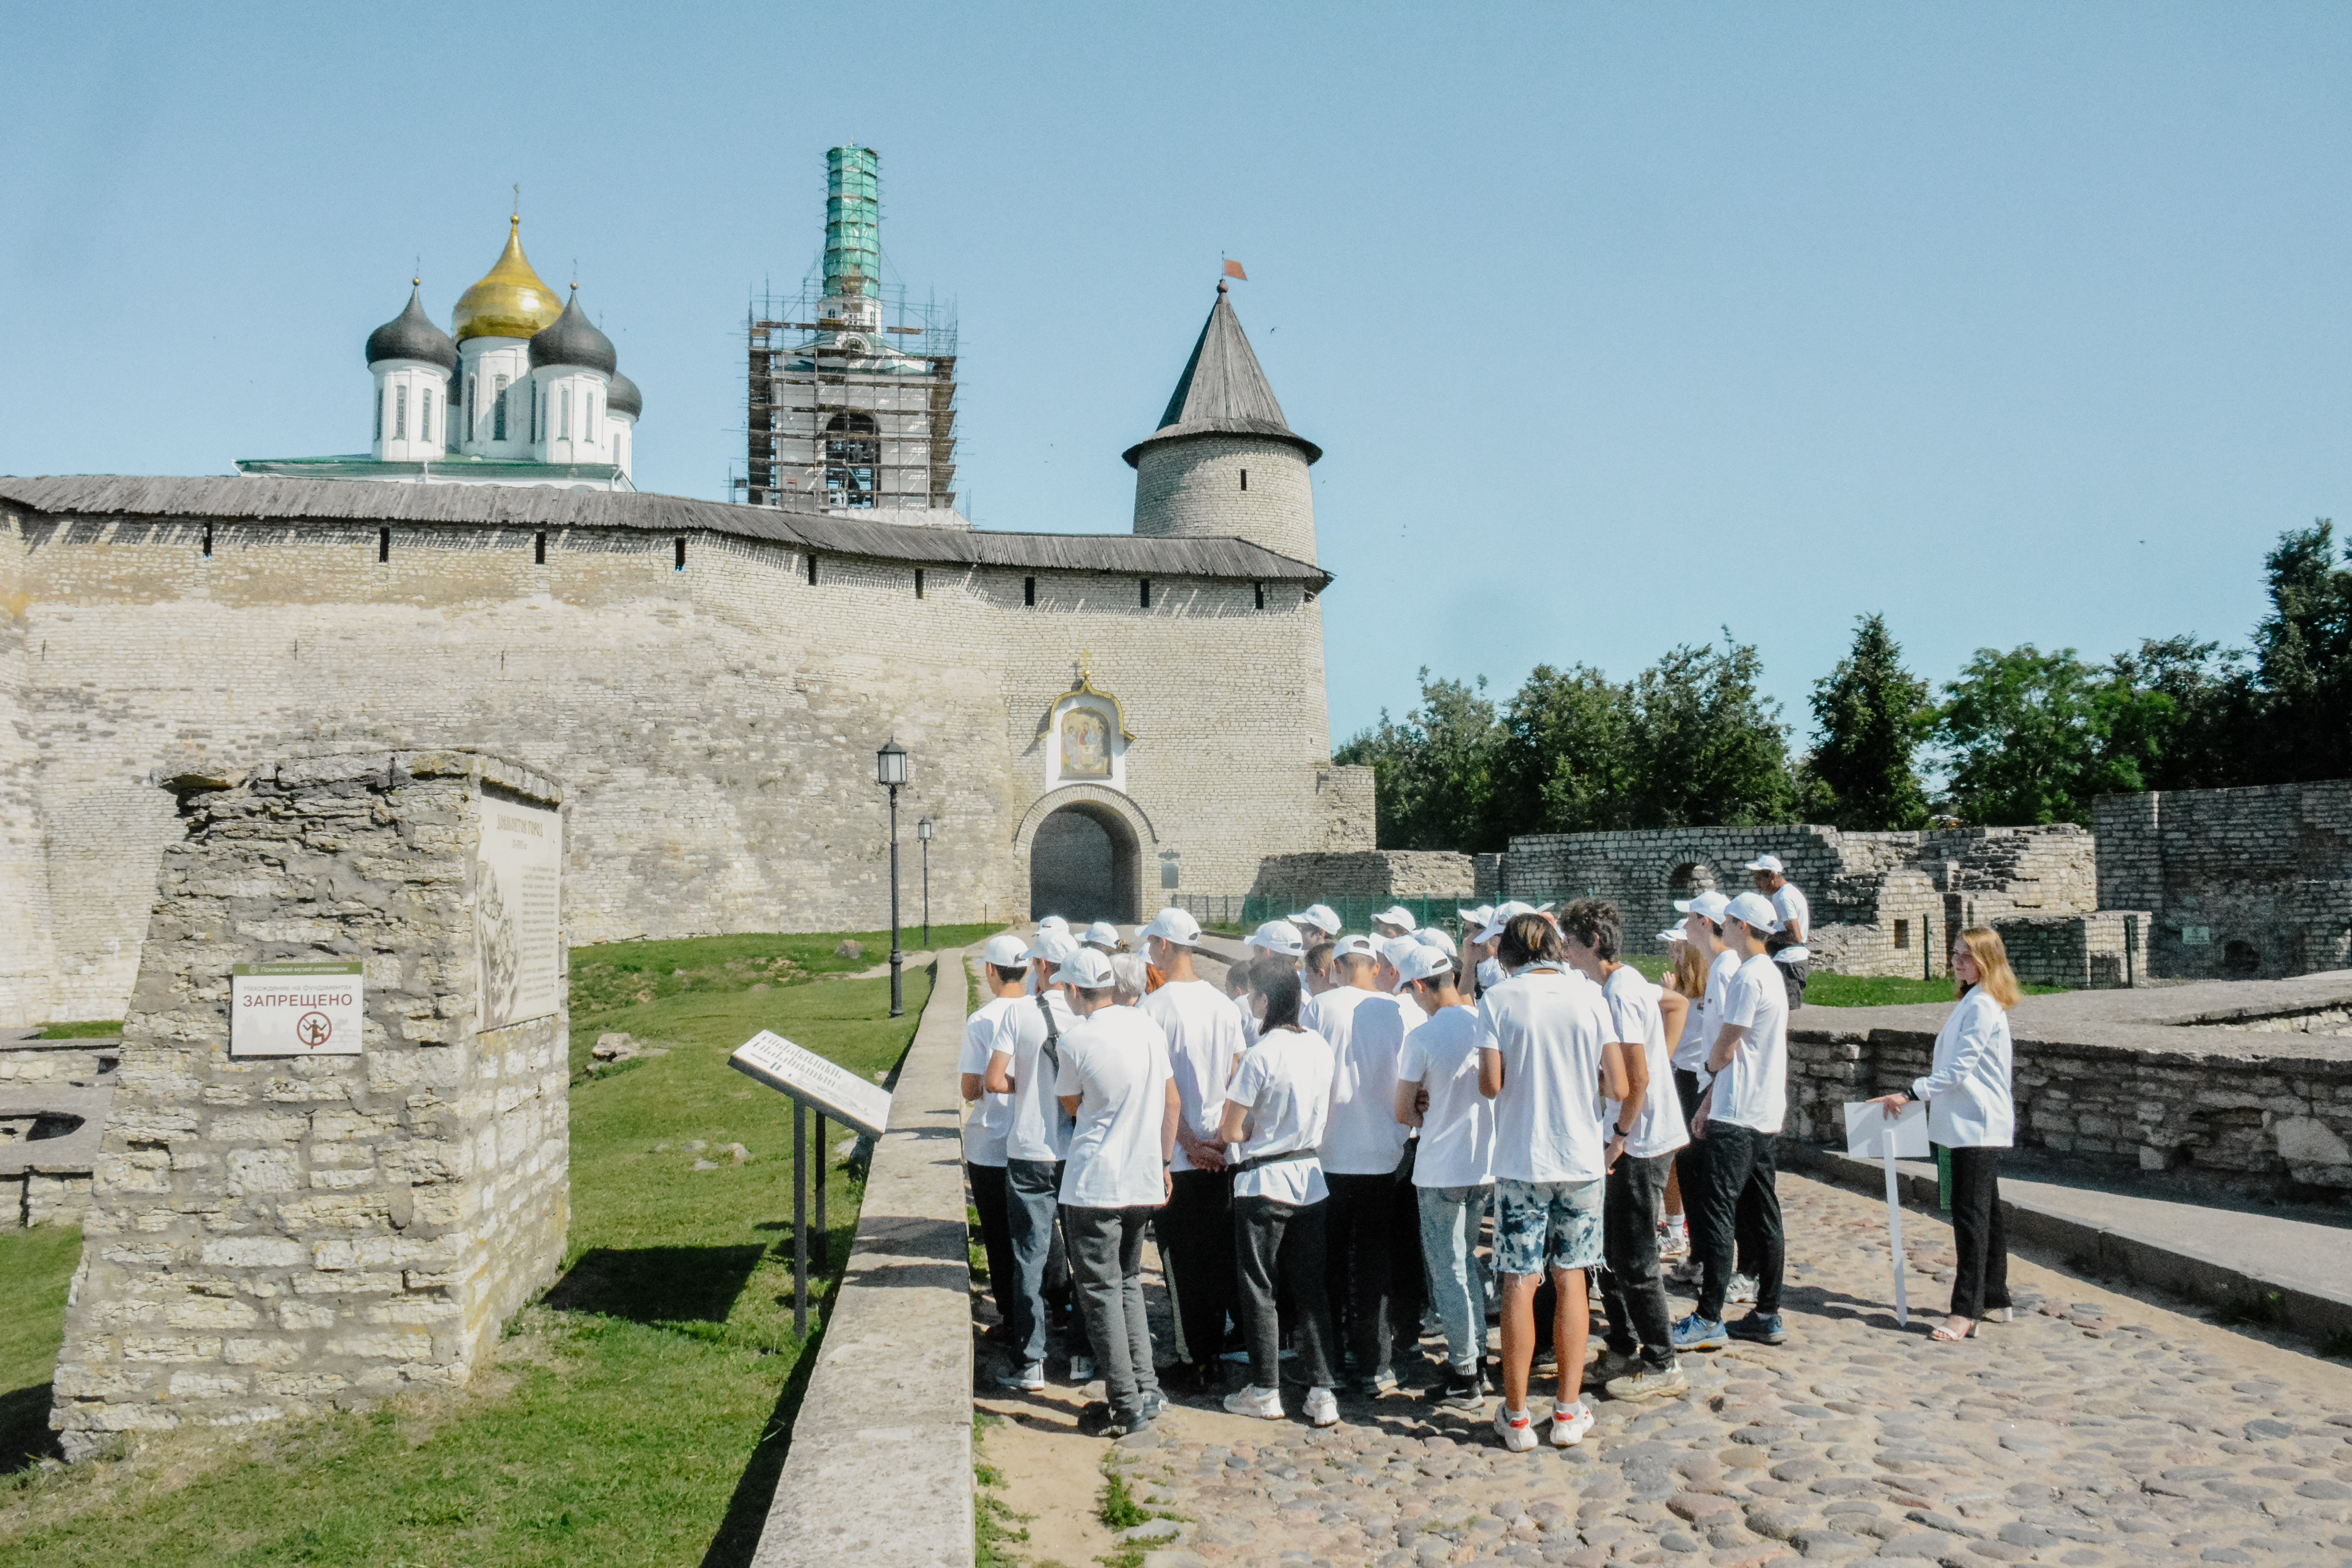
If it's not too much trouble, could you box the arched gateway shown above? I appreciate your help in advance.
[1015,785,1155,924]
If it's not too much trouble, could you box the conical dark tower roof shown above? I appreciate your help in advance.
[364,285,459,372]
[1123,285,1321,467]
[529,289,618,375]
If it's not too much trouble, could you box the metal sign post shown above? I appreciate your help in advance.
[793,1098,808,1336]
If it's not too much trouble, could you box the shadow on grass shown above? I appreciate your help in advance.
[697,1279,839,1568]
[542,1246,768,1326]
[1,1381,61,1475]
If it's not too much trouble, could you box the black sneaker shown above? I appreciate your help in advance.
[1727,1312,1786,1346]
[1101,1404,1158,1439]
[1439,1369,1487,1410]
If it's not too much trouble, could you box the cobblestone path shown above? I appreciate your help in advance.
[1039,1171,2352,1568]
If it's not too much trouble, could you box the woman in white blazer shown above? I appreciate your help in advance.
[1868,926,2020,1341]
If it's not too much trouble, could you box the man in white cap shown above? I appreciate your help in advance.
[1371,905,1417,940]
[1390,941,1492,1410]
[1471,902,1536,995]
[1051,946,1179,1437]
[961,933,1035,1349]
[1673,891,1790,1354]
[984,927,1087,1388]
[1316,933,1413,1398]
[1287,904,1341,948]
[1137,907,1248,1393]
[1082,920,1124,954]
[1667,892,1735,1290]
[1743,854,1811,1010]
[1245,919,1318,1031]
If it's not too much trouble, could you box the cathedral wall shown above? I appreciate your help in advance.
[1132,436,1318,563]
[8,507,1337,1020]
[0,511,60,1026]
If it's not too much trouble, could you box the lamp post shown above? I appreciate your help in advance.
[916,816,935,948]
[877,738,908,1018]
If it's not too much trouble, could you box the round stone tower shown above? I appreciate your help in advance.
[1125,281,1323,564]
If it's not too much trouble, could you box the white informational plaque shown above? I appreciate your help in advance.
[730,1030,893,1139]
[1844,1098,1931,1327]
[232,961,365,1057]
[1843,1099,1929,1159]
[476,794,562,1031]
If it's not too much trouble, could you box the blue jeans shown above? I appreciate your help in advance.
[1005,1158,1088,1366]
[1416,1184,1493,1375]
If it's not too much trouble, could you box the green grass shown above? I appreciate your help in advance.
[27,1022,124,1040]
[0,1227,82,1472]
[2,931,943,1566]
[570,923,1001,1015]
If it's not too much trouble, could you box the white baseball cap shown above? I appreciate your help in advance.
[982,933,1031,967]
[1723,891,1782,934]
[1083,920,1121,949]
[1371,905,1417,932]
[1051,948,1117,988]
[1038,914,1071,933]
[1458,905,1494,929]
[1286,904,1341,936]
[1391,943,1455,991]
[1137,907,1202,947]
[1655,927,1688,946]
[1245,920,1306,958]
[1331,933,1378,959]
[1413,927,1459,959]
[1022,929,1080,965]
[1474,900,1539,943]
[1742,854,1786,875]
[1673,891,1731,922]
[1379,935,1426,970]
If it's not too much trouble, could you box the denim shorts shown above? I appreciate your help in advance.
[1493,1177,1604,1277]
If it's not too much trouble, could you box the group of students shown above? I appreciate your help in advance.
[958,871,2023,1448]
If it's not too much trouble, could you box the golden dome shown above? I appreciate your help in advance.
[450,216,564,343]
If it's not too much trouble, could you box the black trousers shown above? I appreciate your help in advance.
[1324,1164,1405,1379]
[966,1161,1017,1331]
[1599,1150,1677,1365]
[1675,1068,1764,1277]
[1155,1167,1235,1369]
[1694,1122,1783,1321]
[1947,1145,2011,1320]
[1386,1141,1426,1353]
[1233,1193,1337,1389]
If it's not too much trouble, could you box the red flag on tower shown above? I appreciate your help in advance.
[1222,258,1247,281]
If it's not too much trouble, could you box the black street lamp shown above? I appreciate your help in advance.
[916,816,935,948]
[876,738,908,1018]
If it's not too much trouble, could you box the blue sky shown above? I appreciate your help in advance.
[4,3,2346,746]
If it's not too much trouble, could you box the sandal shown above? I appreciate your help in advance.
[1928,1320,1977,1342]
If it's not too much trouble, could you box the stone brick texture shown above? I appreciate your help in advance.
[1,506,1359,1023]
[1249,851,1476,904]
[1499,822,2101,975]
[48,750,568,1458]
[2095,781,2352,980]
[1131,436,1318,564]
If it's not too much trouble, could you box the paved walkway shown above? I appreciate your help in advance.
[982,1168,2352,1568]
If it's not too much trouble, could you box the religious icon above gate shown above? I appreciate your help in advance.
[1039,650,1135,793]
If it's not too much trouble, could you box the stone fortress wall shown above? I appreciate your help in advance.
[0,480,1368,1026]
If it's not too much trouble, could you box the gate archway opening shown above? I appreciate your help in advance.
[1028,801,1142,924]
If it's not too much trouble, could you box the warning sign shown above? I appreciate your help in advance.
[231,961,365,1058]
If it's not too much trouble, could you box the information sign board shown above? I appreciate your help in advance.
[231,961,365,1057]
[476,793,562,1031]
[728,1030,893,1138]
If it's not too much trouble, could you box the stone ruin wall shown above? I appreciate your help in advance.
[1,505,1350,1025]
[49,751,568,1458]
[2096,781,2352,981]
[1249,849,1476,906]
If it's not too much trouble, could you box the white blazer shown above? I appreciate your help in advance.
[1912,987,2015,1149]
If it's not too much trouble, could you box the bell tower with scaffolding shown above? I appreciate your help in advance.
[738,146,960,520]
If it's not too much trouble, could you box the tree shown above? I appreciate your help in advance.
[1334,669,1503,851]
[1621,634,1796,828]
[2248,519,2352,782]
[2099,635,2250,793]
[1935,645,2163,825]
[1802,613,1935,830]
[1491,663,1635,836]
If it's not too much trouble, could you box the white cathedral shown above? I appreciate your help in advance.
[237,216,642,490]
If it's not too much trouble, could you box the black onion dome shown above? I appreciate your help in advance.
[364,285,459,372]
[606,369,642,418]
[528,290,618,374]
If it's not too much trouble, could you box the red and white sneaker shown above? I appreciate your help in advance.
[1493,1404,1538,1453]
[1549,1398,1595,1447]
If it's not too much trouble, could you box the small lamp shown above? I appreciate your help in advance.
[876,738,908,787]
[916,816,935,842]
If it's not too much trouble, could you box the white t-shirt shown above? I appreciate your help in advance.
[1142,978,1246,1173]
[1599,966,1689,1160]
[1476,956,1505,994]
[1396,1004,1492,1189]
[1675,947,1742,1073]
[1226,1025,1334,1205]
[1475,967,1612,1185]
[990,989,1078,1162]
[1232,991,1260,1047]
[1313,986,1411,1176]
[958,994,1018,1167]
[1054,1004,1175,1208]
[1770,882,1811,964]
[1710,953,1791,1134]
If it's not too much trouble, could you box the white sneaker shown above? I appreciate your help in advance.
[1493,1404,1538,1453]
[1303,1386,1339,1427]
[1727,1273,1758,1305]
[1223,1384,1284,1420]
[1068,1355,1094,1382]
[1549,1398,1595,1447]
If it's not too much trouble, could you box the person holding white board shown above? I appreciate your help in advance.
[1867,926,2020,1342]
